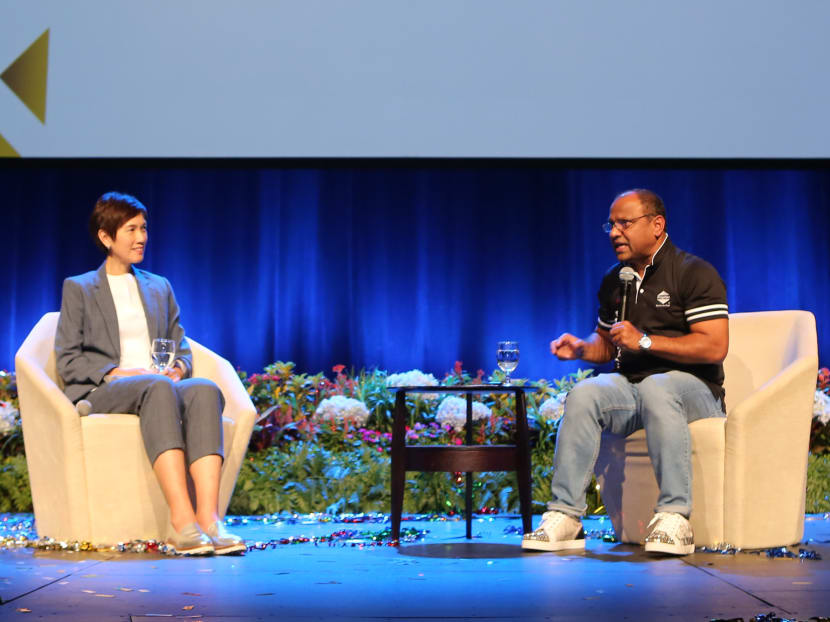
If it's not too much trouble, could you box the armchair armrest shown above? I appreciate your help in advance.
[725,354,817,455]
[14,352,91,538]
[188,337,256,428]
[187,337,256,516]
[723,353,818,547]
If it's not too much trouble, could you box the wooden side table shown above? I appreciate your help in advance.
[390,385,533,542]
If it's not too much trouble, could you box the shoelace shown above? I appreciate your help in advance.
[540,511,573,528]
[647,512,688,533]
[647,512,672,530]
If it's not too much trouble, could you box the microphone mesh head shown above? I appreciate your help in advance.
[619,267,636,283]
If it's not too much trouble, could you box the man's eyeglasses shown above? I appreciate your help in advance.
[602,214,653,233]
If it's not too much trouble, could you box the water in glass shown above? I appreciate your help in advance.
[497,341,519,384]
[151,338,176,373]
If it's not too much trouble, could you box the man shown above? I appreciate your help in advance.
[522,189,728,555]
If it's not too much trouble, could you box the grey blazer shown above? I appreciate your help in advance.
[55,263,193,403]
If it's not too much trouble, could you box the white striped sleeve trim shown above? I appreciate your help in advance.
[686,308,729,323]
[597,317,613,330]
[685,303,728,317]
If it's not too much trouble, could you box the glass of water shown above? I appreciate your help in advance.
[151,338,176,373]
[497,341,519,385]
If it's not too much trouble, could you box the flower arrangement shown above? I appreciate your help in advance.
[435,396,492,432]
[0,370,17,410]
[386,369,439,388]
[0,371,21,446]
[3,363,830,515]
[386,369,440,400]
[537,392,568,424]
[0,401,18,435]
[810,367,830,455]
[815,390,830,426]
[313,395,371,426]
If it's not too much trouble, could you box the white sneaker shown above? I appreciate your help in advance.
[521,511,585,552]
[644,512,695,555]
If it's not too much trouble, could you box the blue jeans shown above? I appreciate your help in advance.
[548,371,724,518]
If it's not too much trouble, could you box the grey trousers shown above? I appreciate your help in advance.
[86,374,225,466]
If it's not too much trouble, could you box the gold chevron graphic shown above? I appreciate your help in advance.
[0,132,20,157]
[1,28,50,124]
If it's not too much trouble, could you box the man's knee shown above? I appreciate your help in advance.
[565,374,616,409]
[565,380,597,412]
[637,374,675,401]
[562,376,612,425]
[640,372,721,425]
[637,374,684,423]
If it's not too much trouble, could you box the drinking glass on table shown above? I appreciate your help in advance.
[497,341,519,385]
[151,338,176,373]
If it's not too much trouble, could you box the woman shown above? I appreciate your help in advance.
[55,191,244,555]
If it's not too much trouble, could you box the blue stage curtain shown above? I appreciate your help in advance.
[2,163,828,380]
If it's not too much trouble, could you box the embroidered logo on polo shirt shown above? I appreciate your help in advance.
[656,290,671,307]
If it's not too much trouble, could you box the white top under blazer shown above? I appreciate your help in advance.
[106,273,153,370]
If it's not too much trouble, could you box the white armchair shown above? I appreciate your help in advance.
[14,312,257,544]
[595,310,818,549]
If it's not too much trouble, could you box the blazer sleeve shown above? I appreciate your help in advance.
[164,277,193,379]
[55,278,117,387]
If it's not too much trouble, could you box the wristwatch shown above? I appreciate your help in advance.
[638,333,652,350]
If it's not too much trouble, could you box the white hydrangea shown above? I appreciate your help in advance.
[537,393,568,424]
[0,401,19,435]
[386,369,440,400]
[313,395,370,426]
[814,390,830,426]
[435,396,491,432]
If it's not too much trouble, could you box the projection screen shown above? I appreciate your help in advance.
[1,1,828,158]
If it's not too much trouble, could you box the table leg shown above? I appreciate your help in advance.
[515,389,533,534]
[465,472,473,539]
[465,392,473,539]
[391,390,407,542]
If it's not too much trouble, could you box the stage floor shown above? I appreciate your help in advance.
[1,514,829,621]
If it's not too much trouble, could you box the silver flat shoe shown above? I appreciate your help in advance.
[203,520,246,555]
[166,522,214,556]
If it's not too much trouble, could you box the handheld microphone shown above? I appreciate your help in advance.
[75,399,92,416]
[618,266,636,322]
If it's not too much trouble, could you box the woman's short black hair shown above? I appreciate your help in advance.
[89,192,148,254]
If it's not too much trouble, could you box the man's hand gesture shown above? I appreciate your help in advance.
[550,333,585,360]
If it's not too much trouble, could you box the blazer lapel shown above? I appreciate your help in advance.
[92,263,121,355]
[133,268,162,341]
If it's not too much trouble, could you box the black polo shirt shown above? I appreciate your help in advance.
[595,236,729,405]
